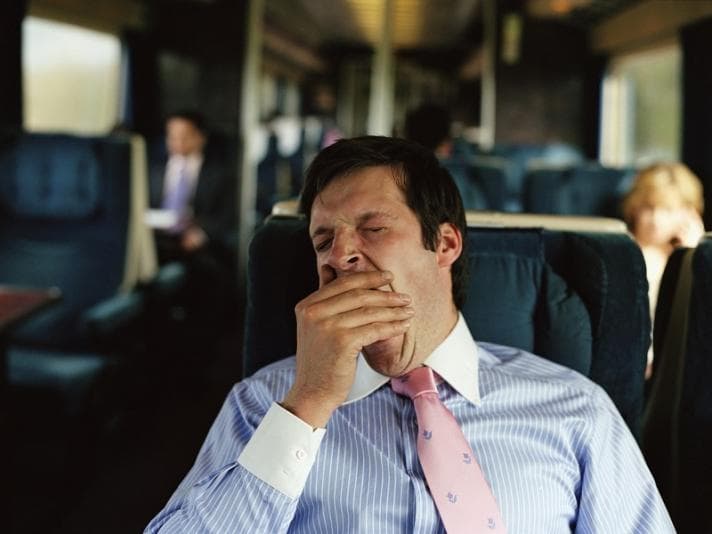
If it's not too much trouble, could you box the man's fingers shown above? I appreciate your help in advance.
[350,319,412,348]
[297,285,410,321]
[335,305,415,329]
[305,270,393,304]
[318,288,410,317]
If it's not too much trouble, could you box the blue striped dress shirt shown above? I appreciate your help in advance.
[146,317,673,533]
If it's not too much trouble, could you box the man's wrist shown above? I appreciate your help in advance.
[281,390,340,429]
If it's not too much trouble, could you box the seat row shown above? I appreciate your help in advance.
[255,132,633,221]
[451,154,633,217]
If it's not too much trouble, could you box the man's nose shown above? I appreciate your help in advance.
[327,231,362,271]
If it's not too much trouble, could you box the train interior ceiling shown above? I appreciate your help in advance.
[3,0,712,532]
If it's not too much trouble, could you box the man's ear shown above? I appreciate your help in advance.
[436,222,463,268]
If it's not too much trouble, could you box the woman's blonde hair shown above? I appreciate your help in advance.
[621,162,704,228]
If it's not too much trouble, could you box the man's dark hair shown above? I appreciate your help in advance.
[404,103,451,151]
[299,136,469,309]
[166,109,207,135]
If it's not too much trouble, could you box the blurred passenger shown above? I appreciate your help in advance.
[149,110,234,261]
[622,162,705,377]
[404,103,486,210]
[303,81,343,162]
[148,110,236,354]
[255,113,305,221]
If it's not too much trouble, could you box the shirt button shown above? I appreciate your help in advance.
[295,448,307,460]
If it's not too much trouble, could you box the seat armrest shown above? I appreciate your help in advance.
[149,261,186,298]
[81,262,186,347]
[81,291,144,340]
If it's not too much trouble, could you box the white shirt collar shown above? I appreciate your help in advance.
[168,152,203,169]
[343,313,481,406]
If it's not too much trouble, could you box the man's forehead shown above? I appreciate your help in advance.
[311,168,404,213]
[167,118,202,135]
[321,165,403,198]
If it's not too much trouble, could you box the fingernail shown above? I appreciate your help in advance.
[381,270,393,280]
[398,293,411,303]
[404,307,415,315]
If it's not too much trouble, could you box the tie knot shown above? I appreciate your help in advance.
[391,366,438,400]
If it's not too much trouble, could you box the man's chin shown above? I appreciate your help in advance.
[363,335,412,377]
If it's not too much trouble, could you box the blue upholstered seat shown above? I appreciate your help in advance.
[676,241,712,532]
[523,163,633,217]
[467,156,512,211]
[0,132,170,418]
[644,239,712,532]
[243,215,649,434]
[440,158,488,211]
[488,143,584,212]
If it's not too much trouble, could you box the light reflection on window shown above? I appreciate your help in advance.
[23,16,120,134]
[600,45,680,168]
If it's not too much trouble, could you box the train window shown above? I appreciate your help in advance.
[22,16,121,134]
[600,44,681,168]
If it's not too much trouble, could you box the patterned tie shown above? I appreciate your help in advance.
[391,366,506,533]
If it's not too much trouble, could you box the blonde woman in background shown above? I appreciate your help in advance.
[622,162,705,378]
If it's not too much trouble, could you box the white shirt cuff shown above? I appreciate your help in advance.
[237,403,326,499]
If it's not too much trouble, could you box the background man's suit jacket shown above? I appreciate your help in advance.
[148,148,235,248]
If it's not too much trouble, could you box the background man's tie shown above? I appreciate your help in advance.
[162,163,192,215]
[391,366,506,533]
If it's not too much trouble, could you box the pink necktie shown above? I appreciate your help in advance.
[391,366,506,533]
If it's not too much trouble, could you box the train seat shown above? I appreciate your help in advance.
[523,162,633,217]
[643,237,712,532]
[439,157,488,211]
[0,132,171,419]
[467,155,512,211]
[487,142,585,212]
[243,214,649,434]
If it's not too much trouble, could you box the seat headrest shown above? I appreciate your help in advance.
[0,135,101,219]
[464,230,592,375]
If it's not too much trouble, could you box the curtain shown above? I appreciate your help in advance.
[0,0,26,129]
[681,16,712,229]
[121,30,160,138]
[581,54,606,160]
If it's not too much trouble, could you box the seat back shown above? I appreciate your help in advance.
[440,158,488,211]
[487,143,584,212]
[467,155,512,211]
[0,132,150,349]
[676,239,712,532]
[243,215,649,433]
[523,163,632,217]
[644,239,712,531]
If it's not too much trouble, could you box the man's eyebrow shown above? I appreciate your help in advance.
[356,210,397,225]
[310,226,331,240]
